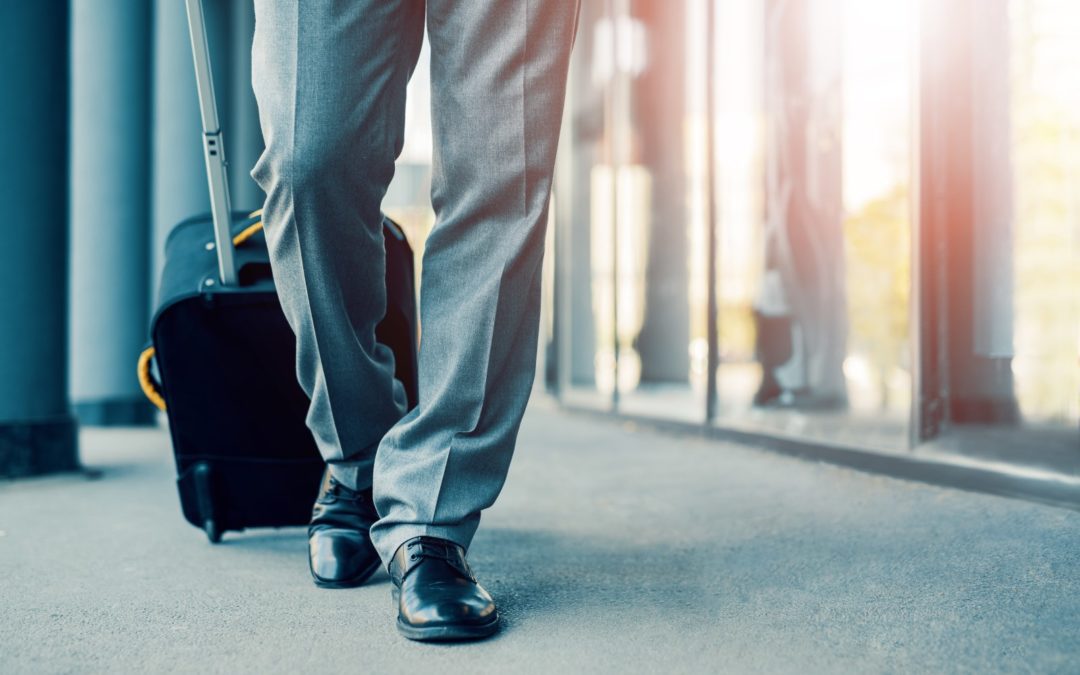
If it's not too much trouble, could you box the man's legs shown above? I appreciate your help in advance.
[370,0,580,564]
[250,1,424,487]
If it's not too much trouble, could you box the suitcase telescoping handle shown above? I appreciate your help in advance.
[184,0,238,286]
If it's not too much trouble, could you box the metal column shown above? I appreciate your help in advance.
[0,1,79,476]
[564,3,602,391]
[914,0,1018,438]
[69,0,154,425]
[634,0,692,387]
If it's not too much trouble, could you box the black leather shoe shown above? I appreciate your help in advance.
[389,536,500,641]
[308,469,381,589]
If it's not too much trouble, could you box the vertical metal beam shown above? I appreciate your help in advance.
[68,0,154,426]
[0,0,79,476]
[634,0,692,387]
[554,54,578,398]
[953,0,1018,423]
[704,0,720,423]
[566,4,600,391]
[913,0,949,443]
[607,0,623,410]
[915,0,1018,440]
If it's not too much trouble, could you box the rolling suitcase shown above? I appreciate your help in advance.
[138,0,418,543]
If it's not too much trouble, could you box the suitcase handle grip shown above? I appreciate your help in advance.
[138,346,167,412]
[185,0,239,286]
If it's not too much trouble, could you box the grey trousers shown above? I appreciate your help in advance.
[250,1,579,564]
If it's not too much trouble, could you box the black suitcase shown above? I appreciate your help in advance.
[138,0,418,543]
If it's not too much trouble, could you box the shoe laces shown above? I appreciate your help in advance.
[404,537,464,566]
[395,538,474,584]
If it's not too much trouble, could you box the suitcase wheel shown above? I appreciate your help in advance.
[192,462,223,544]
[203,519,222,544]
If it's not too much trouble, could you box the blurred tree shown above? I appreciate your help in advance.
[843,185,910,412]
[1010,0,1080,423]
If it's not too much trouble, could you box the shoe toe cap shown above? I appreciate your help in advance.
[401,582,496,627]
[309,529,379,583]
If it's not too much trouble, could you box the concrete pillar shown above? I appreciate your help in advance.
[565,2,604,388]
[634,0,690,384]
[68,0,154,426]
[915,0,1018,433]
[957,0,1018,423]
[0,1,79,476]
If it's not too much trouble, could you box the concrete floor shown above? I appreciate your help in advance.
[2,401,1078,674]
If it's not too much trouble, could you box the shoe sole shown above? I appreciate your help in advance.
[395,613,501,642]
[310,557,382,590]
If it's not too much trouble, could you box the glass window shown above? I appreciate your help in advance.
[549,0,1078,475]
[709,0,916,451]
[916,0,1080,472]
[555,1,708,421]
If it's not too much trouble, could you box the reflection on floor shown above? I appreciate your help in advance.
[560,376,1078,479]
[563,381,910,452]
